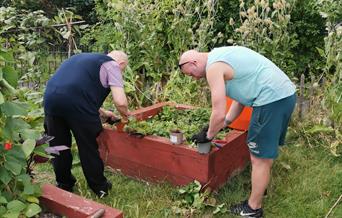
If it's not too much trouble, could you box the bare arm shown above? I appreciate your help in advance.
[224,101,245,127]
[206,63,230,139]
[110,86,129,121]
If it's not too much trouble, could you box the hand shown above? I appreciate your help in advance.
[191,125,212,144]
[103,110,121,124]
[104,110,116,119]
[116,121,127,132]
[115,114,129,132]
[120,116,129,124]
[105,117,121,125]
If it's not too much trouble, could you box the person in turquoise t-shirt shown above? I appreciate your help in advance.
[178,46,296,218]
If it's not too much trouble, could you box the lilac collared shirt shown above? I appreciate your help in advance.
[99,61,124,88]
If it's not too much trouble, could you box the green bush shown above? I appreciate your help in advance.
[317,0,342,130]
[289,0,325,76]
[0,7,55,50]
[81,0,218,107]
[0,47,49,217]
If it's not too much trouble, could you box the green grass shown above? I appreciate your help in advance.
[34,141,342,218]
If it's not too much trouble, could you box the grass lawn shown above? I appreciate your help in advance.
[34,136,342,218]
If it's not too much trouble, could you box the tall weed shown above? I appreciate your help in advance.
[227,0,298,78]
[317,0,342,130]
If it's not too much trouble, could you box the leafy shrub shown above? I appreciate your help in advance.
[159,70,211,107]
[0,7,56,86]
[0,6,87,88]
[288,0,341,157]
[211,0,240,47]
[0,7,54,50]
[289,0,325,76]
[316,0,342,130]
[81,0,218,106]
[0,47,49,217]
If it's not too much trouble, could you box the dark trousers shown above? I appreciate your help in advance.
[44,115,107,193]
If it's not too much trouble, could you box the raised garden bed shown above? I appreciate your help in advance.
[39,184,123,218]
[97,102,251,190]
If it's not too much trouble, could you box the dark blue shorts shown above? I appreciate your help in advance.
[247,94,296,159]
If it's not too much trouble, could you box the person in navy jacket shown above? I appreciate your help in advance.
[44,50,130,198]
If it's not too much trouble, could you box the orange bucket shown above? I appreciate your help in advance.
[225,97,252,131]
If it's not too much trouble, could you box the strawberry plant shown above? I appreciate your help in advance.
[125,106,229,144]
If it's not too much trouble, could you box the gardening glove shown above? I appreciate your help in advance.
[190,125,212,144]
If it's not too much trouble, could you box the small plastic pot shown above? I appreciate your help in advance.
[197,142,212,154]
[170,130,184,145]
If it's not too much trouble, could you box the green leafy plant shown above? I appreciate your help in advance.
[316,0,342,131]
[0,6,87,89]
[173,180,228,216]
[159,70,211,107]
[81,0,218,107]
[125,106,229,144]
[175,181,209,212]
[0,7,55,88]
[289,0,325,75]
[0,47,51,217]
[53,8,88,56]
[0,7,53,50]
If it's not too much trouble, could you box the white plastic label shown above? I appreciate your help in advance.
[170,135,178,143]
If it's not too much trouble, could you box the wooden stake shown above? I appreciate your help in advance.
[325,194,342,218]
[298,74,305,119]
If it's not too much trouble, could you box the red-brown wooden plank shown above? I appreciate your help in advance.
[106,157,204,186]
[99,130,210,182]
[208,130,250,189]
[40,184,123,218]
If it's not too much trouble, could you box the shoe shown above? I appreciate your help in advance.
[57,183,74,192]
[56,175,76,192]
[94,181,112,198]
[230,200,263,217]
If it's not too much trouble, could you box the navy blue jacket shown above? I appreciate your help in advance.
[44,53,114,121]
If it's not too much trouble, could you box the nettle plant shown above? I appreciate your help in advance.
[0,48,50,217]
[228,0,298,78]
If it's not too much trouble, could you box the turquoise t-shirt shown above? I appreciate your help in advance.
[206,46,296,107]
